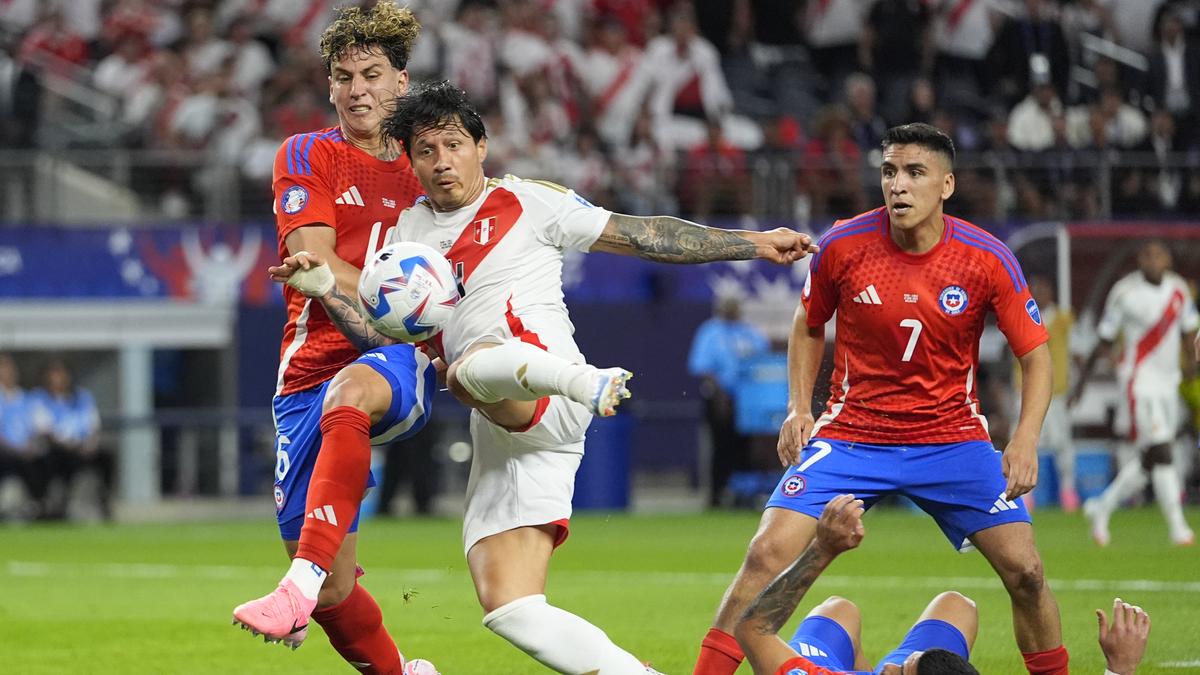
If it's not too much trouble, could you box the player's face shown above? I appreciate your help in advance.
[880,144,954,231]
[328,46,409,140]
[410,120,488,212]
[1137,242,1171,284]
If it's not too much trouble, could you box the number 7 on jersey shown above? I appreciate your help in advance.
[899,318,923,362]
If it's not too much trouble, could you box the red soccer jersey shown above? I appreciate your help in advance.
[802,208,1048,444]
[273,126,424,396]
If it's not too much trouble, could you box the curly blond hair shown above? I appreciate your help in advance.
[319,2,421,73]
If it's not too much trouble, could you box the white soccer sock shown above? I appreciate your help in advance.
[1151,465,1192,538]
[483,594,646,674]
[284,557,327,602]
[455,341,595,405]
[1096,460,1147,514]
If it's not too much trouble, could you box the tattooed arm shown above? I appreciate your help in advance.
[734,495,866,675]
[589,213,817,265]
[317,283,398,352]
[269,251,398,353]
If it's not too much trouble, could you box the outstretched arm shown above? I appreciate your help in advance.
[735,495,865,675]
[1097,598,1150,675]
[589,213,817,264]
[269,252,398,353]
[1005,343,1052,500]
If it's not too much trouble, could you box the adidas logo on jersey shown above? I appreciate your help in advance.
[989,492,1019,514]
[852,284,883,305]
[306,504,339,525]
[335,186,365,206]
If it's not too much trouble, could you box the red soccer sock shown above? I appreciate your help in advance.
[312,583,403,675]
[694,627,744,675]
[1023,645,1069,675]
[295,406,372,571]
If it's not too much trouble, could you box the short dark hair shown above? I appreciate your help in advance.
[882,123,955,168]
[384,80,488,159]
[915,648,980,675]
[319,1,420,73]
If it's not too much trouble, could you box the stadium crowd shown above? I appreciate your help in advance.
[3,0,1200,224]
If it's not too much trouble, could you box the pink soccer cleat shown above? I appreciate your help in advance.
[232,579,316,649]
[1059,488,1080,513]
[1083,498,1110,547]
[1172,529,1195,547]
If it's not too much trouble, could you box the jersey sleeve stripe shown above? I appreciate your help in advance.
[285,135,298,175]
[811,218,881,273]
[951,232,1025,292]
[297,133,318,176]
[951,219,1023,272]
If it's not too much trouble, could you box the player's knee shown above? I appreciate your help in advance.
[810,595,861,628]
[999,559,1046,601]
[743,533,793,581]
[322,371,376,414]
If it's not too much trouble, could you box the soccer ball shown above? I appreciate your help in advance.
[358,241,460,343]
[403,659,441,675]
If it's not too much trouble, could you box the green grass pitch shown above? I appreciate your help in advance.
[3,505,1198,673]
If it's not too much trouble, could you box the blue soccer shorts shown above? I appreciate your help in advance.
[786,616,969,674]
[765,438,1030,550]
[271,344,435,540]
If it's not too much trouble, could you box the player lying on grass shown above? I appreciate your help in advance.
[734,495,1153,675]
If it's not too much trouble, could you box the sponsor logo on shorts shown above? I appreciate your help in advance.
[782,474,806,497]
[281,185,308,215]
[273,485,285,511]
[1025,298,1042,325]
[938,285,968,316]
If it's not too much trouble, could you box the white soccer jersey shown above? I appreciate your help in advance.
[1096,270,1199,396]
[388,174,612,364]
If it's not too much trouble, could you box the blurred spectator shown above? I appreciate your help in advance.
[177,7,231,79]
[92,34,150,101]
[1007,78,1064,151]
[642,3,760,151]
[1066,87,1148,150]
[442,2,500,108]
[803,0,867,92]
[1148,8,1200,129]
[801,105,866,219]
[860,0,932,124]
[688,294,768,507]
[582,16,647,149]
[1114,108,1199,215]
[17,7,89,75]
[988,0,1071,105]
[0,354,39,520]
[615,108,678,215]
[225,17,276,101]
[592,0,662,47]
[29,359,111,521]
[932,0,998,102]
[1059,0,1119,63]
[903,76,939,125]
[844,73,887,155]
[682,118,751,220]
[1109,0,1169,55]
[557,129,615,207]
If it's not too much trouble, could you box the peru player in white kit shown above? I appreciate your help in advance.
[1071,241,1197,546]
[280,80,816,674]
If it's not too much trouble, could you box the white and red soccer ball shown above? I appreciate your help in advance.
[358,241,460,343]
[403,658,441,675]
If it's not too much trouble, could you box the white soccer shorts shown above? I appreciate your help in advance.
[1115,389,1181,447]
[462,395,593,554]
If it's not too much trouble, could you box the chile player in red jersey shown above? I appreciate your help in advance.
[694,124,1069,675]
[232,5,434,673]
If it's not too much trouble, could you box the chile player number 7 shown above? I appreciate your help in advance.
[899,318,923,362]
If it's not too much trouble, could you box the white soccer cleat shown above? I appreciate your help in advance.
[587,367,633,417]
[1171,528,1195,547]
[1083,498,1110,547]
